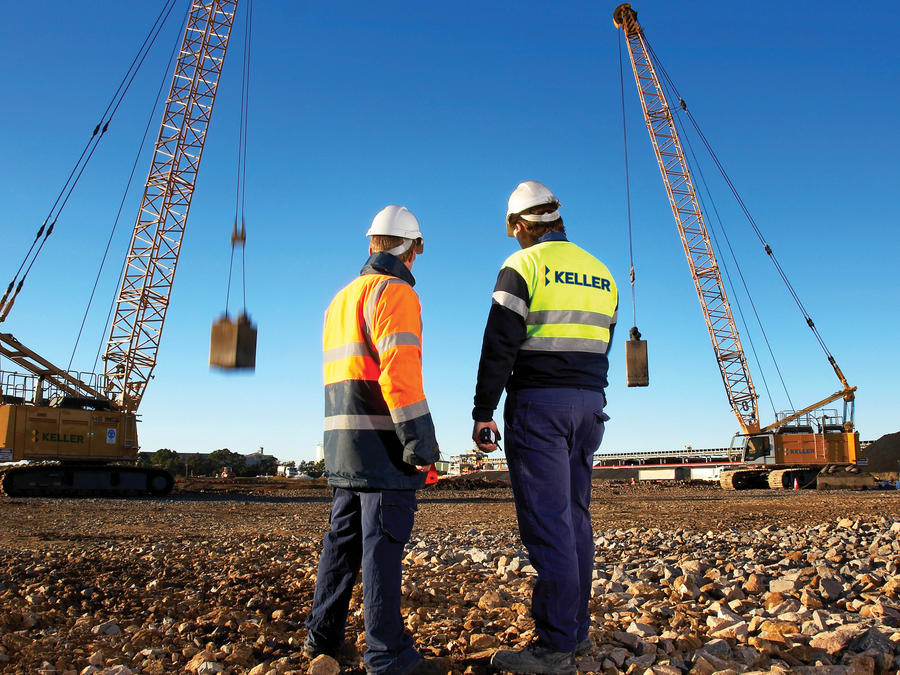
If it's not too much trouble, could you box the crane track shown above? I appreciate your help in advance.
[0,463,173,498]
[719,468,770,491]
[767,467,819,490]
[722,465,877,491]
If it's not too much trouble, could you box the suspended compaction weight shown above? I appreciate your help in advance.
[210,312,257,370]
[210,0,257,372]
[210,221,257,370]
[625,327,648,387]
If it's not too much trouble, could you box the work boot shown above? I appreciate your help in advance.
[302,637,359,665]
[403,658,445,675]
[574,636,593,656]
[365,654,438,675]
[490,642,576,674]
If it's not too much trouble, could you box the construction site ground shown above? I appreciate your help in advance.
[2,478,899,674]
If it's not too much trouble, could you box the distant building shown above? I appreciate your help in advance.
[245,448,277,467]
[447,451,506,475]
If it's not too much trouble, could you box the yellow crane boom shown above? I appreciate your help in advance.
[104,0,239,413]
[613,3,759,434]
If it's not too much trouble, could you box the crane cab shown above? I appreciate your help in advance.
[1,370,137,464]
[737,410,860,467]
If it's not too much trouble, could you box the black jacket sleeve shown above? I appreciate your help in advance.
[472,267,529,422]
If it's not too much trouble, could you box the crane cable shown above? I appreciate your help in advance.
[225,0,253,316]
[646,42,846,387]
[617,32,640,339]
[635,38,788,415]
[0,0,180,324]
[673,105,786,418]
[649,45,794,417]
[65,8,189,373]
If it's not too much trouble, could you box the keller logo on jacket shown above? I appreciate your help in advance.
[544,265,612,291]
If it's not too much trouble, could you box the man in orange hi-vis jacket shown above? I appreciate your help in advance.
[304,205,440,675]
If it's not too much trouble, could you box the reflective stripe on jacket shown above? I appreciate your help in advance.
[323,252,439,489]
[473,232,618,422]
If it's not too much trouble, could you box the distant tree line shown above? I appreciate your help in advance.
[138,449,326,478]
[138,448,279,478]
[281,459,327,476]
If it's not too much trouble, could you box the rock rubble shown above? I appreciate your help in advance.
[0,485,897,674]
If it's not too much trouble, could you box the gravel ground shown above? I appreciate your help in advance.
[1,480,899,675]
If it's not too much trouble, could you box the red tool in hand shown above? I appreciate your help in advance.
[425,464,439,485]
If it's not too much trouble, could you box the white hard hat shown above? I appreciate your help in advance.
[506,181,561,236]
[367,205,422,239]
[366,205,424,255]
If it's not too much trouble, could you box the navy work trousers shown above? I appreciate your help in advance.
[503,387,608,653]
[305,487,419,674]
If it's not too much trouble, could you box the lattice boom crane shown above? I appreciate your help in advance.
[0,0,238,496]
[613,3,758,435]
[105,0,237,412]
[613,4,868,490]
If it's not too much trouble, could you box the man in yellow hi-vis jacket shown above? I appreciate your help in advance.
[305,205,439,675]
[473,181,618,675]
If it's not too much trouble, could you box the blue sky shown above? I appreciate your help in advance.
[1,1,897,464]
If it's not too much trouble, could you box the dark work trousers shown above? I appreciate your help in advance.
[305,487,419,674]
[503,387,608,653]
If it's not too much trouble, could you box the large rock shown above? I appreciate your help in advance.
[477,590,503,610]
[743,574,768,594]
[308,654,339,675]
[90,621,120,636]
[810,628,856,654]
[770,577,801,594]
[819,575,845,601]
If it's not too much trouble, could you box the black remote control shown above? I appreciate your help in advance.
[478,427,500,445]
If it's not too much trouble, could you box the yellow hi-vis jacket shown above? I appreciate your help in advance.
[323,252,439,489]
[473,232,618,422]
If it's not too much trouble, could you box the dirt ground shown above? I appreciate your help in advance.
[1,479,899,674]
[5,478,900,549]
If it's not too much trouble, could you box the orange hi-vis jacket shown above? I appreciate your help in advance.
[323,252,439,489]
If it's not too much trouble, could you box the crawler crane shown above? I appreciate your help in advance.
[0,0,239,496]
[614,4,871,490]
